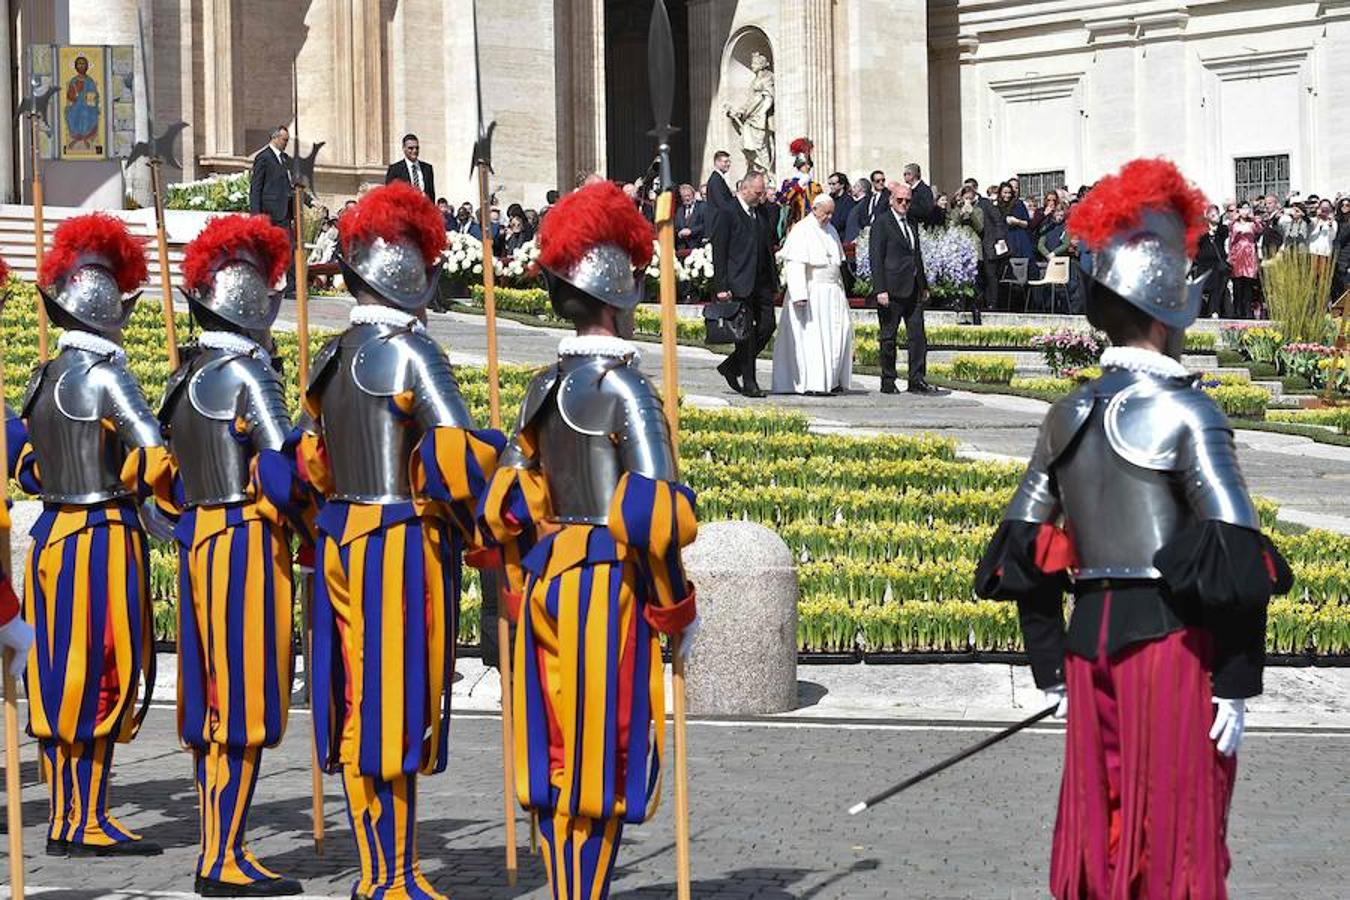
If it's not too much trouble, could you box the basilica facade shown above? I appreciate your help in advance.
[4,0,1349,208]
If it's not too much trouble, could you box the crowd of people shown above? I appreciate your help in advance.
[259,126,1349,400]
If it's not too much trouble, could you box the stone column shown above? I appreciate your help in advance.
[555,0,605,182]
[353,0,386,167]
[686,0,717,183]
[778,0,835,172]
[1135,13,1190,172]
[201,0,242,157]
[0,0,14,202]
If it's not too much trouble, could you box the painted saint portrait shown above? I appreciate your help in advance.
[58,46,106,158]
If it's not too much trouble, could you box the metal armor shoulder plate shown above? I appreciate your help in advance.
[517,365,561,434]
[502,365,561,470]
[188,351,273,421]
[1040,381,1096,465]
[349,328,439,395]
[306,335,342,396]
[54,355,106,422]
[21,363,51,418]
[557,360,676,482]
[1103,374,1215,472]
[159,352,199,425]
[557,358,623,436]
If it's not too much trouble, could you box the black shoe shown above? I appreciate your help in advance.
[46,838,69,857]
[716,359,741,394]
[907,381,948,396]
[196,875,305,897]
[880,383,899,395]
[67,838,164,857]
[741,384,766,398]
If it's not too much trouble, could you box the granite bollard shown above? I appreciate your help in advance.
[682,520,798,715]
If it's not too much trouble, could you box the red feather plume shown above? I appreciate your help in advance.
[1067,158,1208,257]
[181,214,292,292]
[0,254,9,286]
[337,181,446,266]
[789,137,813,156]
[40,213,147,293]
[538,181,653,274]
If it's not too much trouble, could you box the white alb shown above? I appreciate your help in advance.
[771,215,854,395]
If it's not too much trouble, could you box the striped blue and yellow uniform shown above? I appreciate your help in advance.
[16,441,169,849]
[152,445,310,885]
[481,457,698,900]
[302,424,502,900]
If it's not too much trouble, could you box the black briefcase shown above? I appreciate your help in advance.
[703,300,748,344]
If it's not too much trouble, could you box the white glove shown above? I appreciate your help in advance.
[1042,684,1068,720]
[140,502,177,543]
[1210,697,1245,756]
[0,617,35,678]
[676,614,701,662]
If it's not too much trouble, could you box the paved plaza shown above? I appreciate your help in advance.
[3,685,1348,900]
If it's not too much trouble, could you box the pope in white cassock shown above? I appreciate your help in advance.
[772,194,854,395]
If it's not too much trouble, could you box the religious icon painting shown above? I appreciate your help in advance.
[57,45,108,159]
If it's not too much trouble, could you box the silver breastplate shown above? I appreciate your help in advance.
[162,347,291,508]
[536,402,625,525]
[320,366,419,503]
[313,324,473,504]
[23,349,162,505]
[1056,404,1194,580]
[522,354,676,526]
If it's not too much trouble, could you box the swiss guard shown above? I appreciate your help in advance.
[478,181,700,899]
[157,214,307,896]
[19,214,170,856]
[975,158,1293,899]
[300,181,503,900]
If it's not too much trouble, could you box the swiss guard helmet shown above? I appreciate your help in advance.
[179,214,291,332]
[336,181,446,311]
[537,180,654,313]
[38,213,147,335]
[1067,158,1209,331]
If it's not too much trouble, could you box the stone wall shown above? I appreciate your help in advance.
[930,0,1350,201]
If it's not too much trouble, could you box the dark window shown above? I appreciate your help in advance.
[1017,170,1066,202]
[1234,155,1289,202]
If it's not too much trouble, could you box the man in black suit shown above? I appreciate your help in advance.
[902,163,940,226]
[859,169,889,229]
[249,124,295,294]
[675,183,706,250]
[870,182,944,396]
[705,150,736,229]
[711,171,776,397]
[963,177,1009,319]
[384,133,436,203]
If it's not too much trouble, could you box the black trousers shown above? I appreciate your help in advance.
[980,258,1001,318]
[877,293,927,388]
[273,215,297,294]
[726,288,776,389]
[1200,269,1231,319]
[1232,277,1257,319]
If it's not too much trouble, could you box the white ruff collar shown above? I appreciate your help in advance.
[1101,346,1189,378]
[350,305,425,332]
[59,330,126,363]
[199,330,269,361]
[558,334,640,363]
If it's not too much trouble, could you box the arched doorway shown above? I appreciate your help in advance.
[603,0,690,184]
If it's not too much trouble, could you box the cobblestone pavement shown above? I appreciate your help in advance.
[5,707,1347,899]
